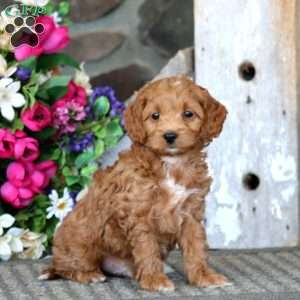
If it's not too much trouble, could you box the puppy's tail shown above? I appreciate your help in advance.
[38,266,59,281]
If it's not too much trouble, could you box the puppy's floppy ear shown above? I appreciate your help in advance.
[196,87,227,144]
[124,93,147,144]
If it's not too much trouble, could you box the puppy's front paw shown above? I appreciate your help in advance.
[140,273,175,292]
[189,268,229,288]
[73,271,106,284]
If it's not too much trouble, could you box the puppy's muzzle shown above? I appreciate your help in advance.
[163,131,177,144]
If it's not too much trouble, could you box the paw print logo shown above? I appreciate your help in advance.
[4,17,45,48]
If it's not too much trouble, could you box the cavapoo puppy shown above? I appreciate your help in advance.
[40,75,228,291]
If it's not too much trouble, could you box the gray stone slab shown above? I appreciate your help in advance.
[0,250,300,300]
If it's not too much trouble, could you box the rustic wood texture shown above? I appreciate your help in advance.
[195,0,299,248]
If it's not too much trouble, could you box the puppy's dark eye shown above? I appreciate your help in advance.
[183,111,194,118]
[152,112,160,120]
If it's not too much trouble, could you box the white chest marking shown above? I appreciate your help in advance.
[162,156,199,207]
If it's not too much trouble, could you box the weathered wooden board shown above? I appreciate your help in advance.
[195,0,299,248]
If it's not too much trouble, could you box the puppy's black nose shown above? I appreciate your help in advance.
[163,131,177,144]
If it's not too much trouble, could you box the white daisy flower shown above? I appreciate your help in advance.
[46,188,74,222]
[0,214,15,236]
[75,63,92,95]
[15,0,49,7]
[0,55,17,78]
[17,230,47,260]
[0,234,12,261]
[0,78,26,121]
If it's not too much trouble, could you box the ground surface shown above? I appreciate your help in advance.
[1,249,300,300]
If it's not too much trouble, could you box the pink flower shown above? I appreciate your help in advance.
[52,81,87,135]
[53,81,87,109]
[36,160,57,189]
[0,129,15,159]
[14,16,70,61]
[21,102,52,132]
[14,130,27,139]
[14,137,40,162]
[0,182,34,209]
[0,160,57,209]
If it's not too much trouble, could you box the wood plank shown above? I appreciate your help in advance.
[195,0,299,248]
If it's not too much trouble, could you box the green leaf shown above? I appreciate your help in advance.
[15,211,32,223]
[19,57,37,70]
[11,118,24,131]
[94,127,107,139]
[44,2,55,14]
[94,96,110,117]
[37,54,79,71]
[59,151,67,167]
[75,151,94,168]
[94,139,104,158]
[47,86,68,101]
[49,148,62,161]
[58,1,70,16]
[79,176,91,187]
[65,175,79,186]
[32,214,46,233]
[41,75,71,90]
[80,165,97,177]
[33,127,56,141]
[34,195,49,209]
[104,136,120,148]
[45,218,59,244]
[106,119,123,138]
[62,166,72,177]
[37,75,71,102]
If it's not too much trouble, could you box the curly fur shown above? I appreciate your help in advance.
[41,76,228,291]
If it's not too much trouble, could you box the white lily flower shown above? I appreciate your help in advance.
[18,230,47,260]
[0,234,12,261]
[0,78,26,121]
[0,55,17,78]
[46,188,74,222]
[75,63,92,95]
[14,0,49,7]
[6,227,24,254]
[0,214,15,236]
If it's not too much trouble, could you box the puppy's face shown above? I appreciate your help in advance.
[124,76,227,155]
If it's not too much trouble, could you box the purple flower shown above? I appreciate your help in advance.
[91,86,118,103]
[111,101,125,117]
[91,86,125,118]
[15,67,31,82]
[69,133,94,153]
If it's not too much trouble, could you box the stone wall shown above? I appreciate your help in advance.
[66,0,194,100]
[0,0,194,101]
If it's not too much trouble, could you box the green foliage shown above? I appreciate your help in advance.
[37,75,71,102]
[37,54,79,71]
[19,57,37,70]
[15,195,50,234]
[94,96,110,117]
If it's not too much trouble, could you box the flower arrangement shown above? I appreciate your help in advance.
[0,0,125,260]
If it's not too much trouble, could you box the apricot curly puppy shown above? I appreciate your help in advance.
[40,76,229,291]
